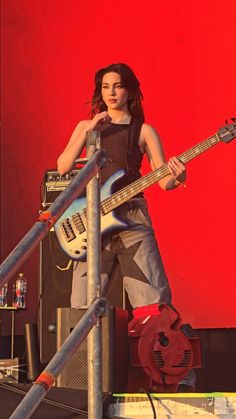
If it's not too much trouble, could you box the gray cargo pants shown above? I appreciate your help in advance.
[71,197,172,309]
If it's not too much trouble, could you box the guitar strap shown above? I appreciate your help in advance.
[126,117,143,174]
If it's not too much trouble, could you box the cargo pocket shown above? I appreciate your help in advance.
[134,206,152,227]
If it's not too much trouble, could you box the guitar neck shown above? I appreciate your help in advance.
[101,133,220,214]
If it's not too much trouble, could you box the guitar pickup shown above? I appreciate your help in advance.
[60,218,76,242]
[72,212,85,234]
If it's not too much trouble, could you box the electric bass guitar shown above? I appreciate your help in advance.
[54,122,236,260]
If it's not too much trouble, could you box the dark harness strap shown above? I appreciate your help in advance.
[126,117,143,173]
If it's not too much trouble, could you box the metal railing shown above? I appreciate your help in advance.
[0,131,106,418]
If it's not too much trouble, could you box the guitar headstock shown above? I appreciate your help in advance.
[218,118,236,143]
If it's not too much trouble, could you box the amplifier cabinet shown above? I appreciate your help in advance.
[56,307,128,393]
[41,169,81,208]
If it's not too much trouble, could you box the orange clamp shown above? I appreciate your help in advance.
[35,371,55,390]
[38,211,57,228]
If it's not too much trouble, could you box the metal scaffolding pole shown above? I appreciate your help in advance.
[0,148,106,288]
[9,297,107,419]
[86,130,103,419]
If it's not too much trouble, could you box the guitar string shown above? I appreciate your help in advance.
[95,134,219,216]
[101,134,220,214]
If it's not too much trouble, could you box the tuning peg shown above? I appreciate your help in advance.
[225,119,228,125]
[231,117,236,123]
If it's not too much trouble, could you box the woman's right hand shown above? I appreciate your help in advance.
[57,112,111,175]
[87,111,111,130]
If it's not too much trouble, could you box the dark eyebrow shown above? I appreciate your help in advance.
[102,82,122,86]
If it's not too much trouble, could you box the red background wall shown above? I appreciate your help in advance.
[1,0,236,334]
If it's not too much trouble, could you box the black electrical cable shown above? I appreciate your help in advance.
[33,232,56,324]
[140,388,157,419]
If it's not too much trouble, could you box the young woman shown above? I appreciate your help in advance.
[57,63,186,310]
[57,63,196,391]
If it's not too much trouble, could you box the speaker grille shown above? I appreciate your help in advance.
[65,350,88,388]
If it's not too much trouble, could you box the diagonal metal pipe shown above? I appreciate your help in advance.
[0,147,106,288]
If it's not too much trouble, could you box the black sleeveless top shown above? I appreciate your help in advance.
[98,121,144,195]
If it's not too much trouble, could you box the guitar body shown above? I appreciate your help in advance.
[54,170,129,260]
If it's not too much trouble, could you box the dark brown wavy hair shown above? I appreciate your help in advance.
[90,63,145,122]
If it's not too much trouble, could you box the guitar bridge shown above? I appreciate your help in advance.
[72,212,85,234]
[60,218,76,242]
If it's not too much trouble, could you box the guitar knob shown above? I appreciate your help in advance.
[82,238,87,242]
[75,250,80,254]
[81,246,87,250]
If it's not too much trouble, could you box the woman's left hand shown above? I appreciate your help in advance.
[168,156,186,184]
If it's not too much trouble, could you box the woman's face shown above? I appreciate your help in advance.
[101,72,129,111]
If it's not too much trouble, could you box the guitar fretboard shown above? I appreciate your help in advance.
[100,133,220,215]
